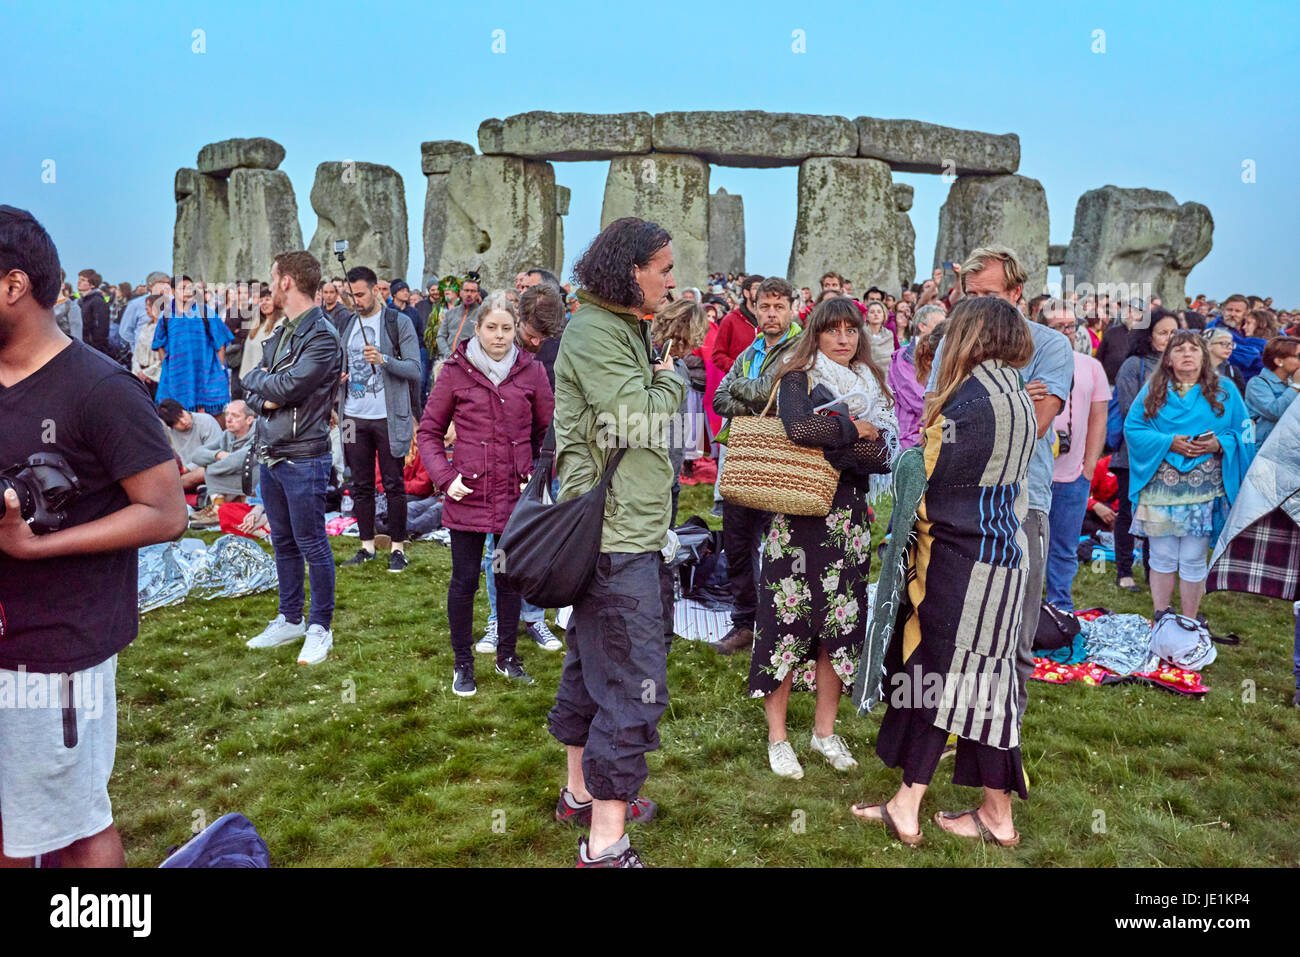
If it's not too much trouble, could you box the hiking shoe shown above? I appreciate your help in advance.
[709,625,754,656]
[495,656,535,685]
[188,503,220,528]
[297,624,333,665]
[555,788,658,827]
[474,619,499,654]
[575,834,645,868]
[388,551,408,573]
[810,732,859,772]
[340,547,375,567]
[246,614,306,649]
[452,666,477,697]
[526,620,563,651]
[768,740,804,780]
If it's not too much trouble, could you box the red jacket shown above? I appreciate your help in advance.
[1088,455,1119,512]
[417,342,555,533]
[374,453,434,498]
[710,304,760,374]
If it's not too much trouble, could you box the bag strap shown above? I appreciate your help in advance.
[757,371,811,417]
[536,422,627,486]
[384,309,403,360]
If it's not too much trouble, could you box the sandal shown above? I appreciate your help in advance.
[933,807,1020,847]
[851,802,923,846]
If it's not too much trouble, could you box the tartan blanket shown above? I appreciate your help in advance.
[1206,506,1300,600]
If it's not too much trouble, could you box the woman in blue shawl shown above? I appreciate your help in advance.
[1124,330,1254,624]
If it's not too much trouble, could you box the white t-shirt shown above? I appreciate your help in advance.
[344,311,387,419]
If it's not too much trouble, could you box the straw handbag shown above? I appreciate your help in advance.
[717,379,840,516]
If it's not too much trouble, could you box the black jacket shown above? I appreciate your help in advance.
[241,307,342,460]
[79,292,111,355]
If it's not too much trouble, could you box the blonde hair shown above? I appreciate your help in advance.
[925,296,1034,426]
[476,290,518,326]
[960,245,1028,296]
[652,299,709,354]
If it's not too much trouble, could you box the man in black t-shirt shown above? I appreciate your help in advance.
[0,206,187,867]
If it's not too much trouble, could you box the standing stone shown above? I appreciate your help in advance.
[893,182,915,290]
[788,157,898,295]
[601,153,709,287]
[1062,186,1213,306]
[308,162,408,280]
[933,174,1049,295]
[478,112,653,161]
[197,137,286,177]
[174,174,229,280]
[708,188,745,276]
[420,141,476,283]
[653,111,857,167]
[856,117,1019,176]
[226,169,303,280]
[552,185,571,276]
[1048,243,1068,266]
[426,154,556,292]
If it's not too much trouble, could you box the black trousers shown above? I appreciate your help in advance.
[342,416,406,543]
[1111,467,1146,580]
[448,529,520,670]
[722,502,771,629]
[547,552,668,802]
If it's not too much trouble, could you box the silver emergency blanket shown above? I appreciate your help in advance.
[1210,398,1300,567]
[138,535,277,613]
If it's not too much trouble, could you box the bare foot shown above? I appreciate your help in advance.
[934,807,1017,844]
[851,798,920,838]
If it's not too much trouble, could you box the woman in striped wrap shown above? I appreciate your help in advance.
[852,296,1036,847]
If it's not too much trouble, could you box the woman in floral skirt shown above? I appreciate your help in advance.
[748,297,899,780]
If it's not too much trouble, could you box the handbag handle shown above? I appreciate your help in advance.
[757,371,811,417]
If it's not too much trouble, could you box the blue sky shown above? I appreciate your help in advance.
[5,0,1297,303]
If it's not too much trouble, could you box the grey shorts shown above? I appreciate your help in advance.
[0,656,117,858]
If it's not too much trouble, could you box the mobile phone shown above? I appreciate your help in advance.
[942,261,955,271]
[1193,430,1215,443]
[654,339,674,363]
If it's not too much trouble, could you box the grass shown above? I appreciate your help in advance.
[115,483,1300,867]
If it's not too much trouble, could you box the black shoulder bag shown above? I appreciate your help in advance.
[496,426,627,608]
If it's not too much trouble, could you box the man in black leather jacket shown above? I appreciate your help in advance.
[240,251,343,666]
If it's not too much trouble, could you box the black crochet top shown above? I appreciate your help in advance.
[778,370,892,482]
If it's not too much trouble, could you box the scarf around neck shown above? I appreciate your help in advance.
[466,335,518,387]
[807,349,901,502]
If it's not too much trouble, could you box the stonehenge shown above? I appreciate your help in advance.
[171,113,1212,301]
[708,189,745,276]
[1062,186,1214,306]
[307,162,408,281]
[174,137,301,281]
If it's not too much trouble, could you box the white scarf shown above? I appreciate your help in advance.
[466,336,518,386]
[807,349,901,502]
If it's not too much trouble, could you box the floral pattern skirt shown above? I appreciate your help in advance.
[747,482,871,698]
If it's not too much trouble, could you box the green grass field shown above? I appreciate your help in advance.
[116,483,1300,867]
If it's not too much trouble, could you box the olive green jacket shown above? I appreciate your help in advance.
[552,290,687,553]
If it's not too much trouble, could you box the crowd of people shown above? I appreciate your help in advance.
[2,199,1298,869]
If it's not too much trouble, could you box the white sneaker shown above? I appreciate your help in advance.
[297,624,333,665]
[768,740,804,780]
[474,619,499,655]
[246,614,306,649]
[810,732,858,772]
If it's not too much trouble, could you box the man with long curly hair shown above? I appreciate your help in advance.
[545,218,684,868]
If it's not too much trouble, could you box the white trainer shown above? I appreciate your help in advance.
[810,732,859,772]
[297,624,333,665]
[246,614,306,649]
[474,618,499,654]
[768,740,804,780]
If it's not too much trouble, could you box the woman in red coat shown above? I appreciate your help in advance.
[418,291,555,696]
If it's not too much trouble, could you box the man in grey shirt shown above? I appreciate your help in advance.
[155,399,223,490]
[924,246,1073,724]
[435,275,482,361]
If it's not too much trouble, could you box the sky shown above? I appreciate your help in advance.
[5,0,1298,303]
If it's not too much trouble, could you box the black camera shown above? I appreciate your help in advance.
[0,453,81,534]
[1055,430,1072,457]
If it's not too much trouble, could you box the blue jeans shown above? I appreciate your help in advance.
[260,453,335,628]
[1045,474,1091,611]
[484,533,543,625]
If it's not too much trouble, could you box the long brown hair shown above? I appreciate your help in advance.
[777,296,891,406]
[913,319,948,383]
[1143,329,1223,420]
[925,296,1034,427]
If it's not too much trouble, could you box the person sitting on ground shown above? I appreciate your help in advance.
[187,399,259,527]
[156,398,222,491]
[1081,454,1120,539]
[1124,330,1255,624]
[1244,335,1300,446]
